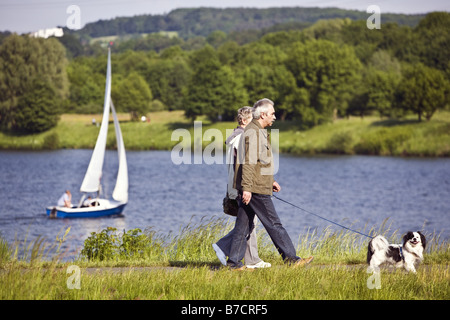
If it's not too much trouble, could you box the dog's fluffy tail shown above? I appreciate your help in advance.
[367,235,389,264]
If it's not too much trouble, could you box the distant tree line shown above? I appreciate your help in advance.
[67,7,423,39]
[0,10,449,133]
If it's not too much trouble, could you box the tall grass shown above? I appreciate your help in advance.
[24,215,443,270]
[0,227,71,268]
[0,216,448,300]
[1,217,448,269]
[1,256,448,300]
[0,235,12,266]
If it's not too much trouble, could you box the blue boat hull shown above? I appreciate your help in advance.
[46,203,126,218]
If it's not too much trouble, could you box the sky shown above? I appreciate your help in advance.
[0,0,449,34]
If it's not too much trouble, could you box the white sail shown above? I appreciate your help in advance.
[80,48,112,193]
[111,100,128,203]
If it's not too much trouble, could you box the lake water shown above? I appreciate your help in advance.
[0,150,449,260]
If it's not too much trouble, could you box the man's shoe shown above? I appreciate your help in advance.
[246,260,271,269]
[293,256,314,267]
[212,243,227,266]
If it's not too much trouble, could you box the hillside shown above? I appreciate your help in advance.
[1,9,448,144]
[66,7,424,39]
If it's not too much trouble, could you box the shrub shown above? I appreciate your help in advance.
[120,228,149,258]
[325,131,355,154]
[42,132,60,150]
[80,227,164,261]
[81,227,121,261]
[354,128,410,155]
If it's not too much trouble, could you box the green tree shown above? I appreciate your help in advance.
[348,51,402,118]
[239,41,287,68]
[303,18,351,42]
[145,58,191,110]
[206,30,227,48]
[112,72,152,120]
[0,34,68,132]
[340,20,384,63]
[260,30,307,49]
[14,79,60,133]
[114,50,151,75]
[240,63,297,120]
[217,41,241,65]
[183,45,247,121]
[284,87,315,126]
[67,59,104,113]
[286,39,362,124]
[241,64,277,105]
[396,63,449,121]
[362,68,401,118]
[413,12,450,71]
[271,66,298,120]
[57,33,84,58]
[366,52,402,117]
[378,23,418,64]
[236,41,300,119]
[215,65,248,121]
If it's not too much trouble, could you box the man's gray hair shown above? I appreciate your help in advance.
[252,98,274,120]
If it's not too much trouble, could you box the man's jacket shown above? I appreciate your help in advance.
[234,119,274,195]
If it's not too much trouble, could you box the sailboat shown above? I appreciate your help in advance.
[46,48,128,218]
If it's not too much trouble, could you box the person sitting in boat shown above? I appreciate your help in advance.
[82,196,93,207]
[57,190,72,208]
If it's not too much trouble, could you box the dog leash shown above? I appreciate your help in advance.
[272,195,374,239]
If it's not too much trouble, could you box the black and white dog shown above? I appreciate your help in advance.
[367,231,426,273]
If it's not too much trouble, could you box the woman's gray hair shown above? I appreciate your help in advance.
[252,98,274,120]
[236,106,253,125]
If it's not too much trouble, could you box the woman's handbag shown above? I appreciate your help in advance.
[222,193,238,217]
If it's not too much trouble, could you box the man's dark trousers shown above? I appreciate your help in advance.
[227,193,300,268]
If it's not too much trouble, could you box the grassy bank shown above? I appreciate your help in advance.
[0,111,449,156]
[278,111,450,157]
[2,263,448,300]
[1,216,449,300]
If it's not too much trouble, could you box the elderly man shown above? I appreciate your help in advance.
[227,98,313,269]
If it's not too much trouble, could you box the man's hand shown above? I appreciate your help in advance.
[273,181,281,192]
[242,191,252,205]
